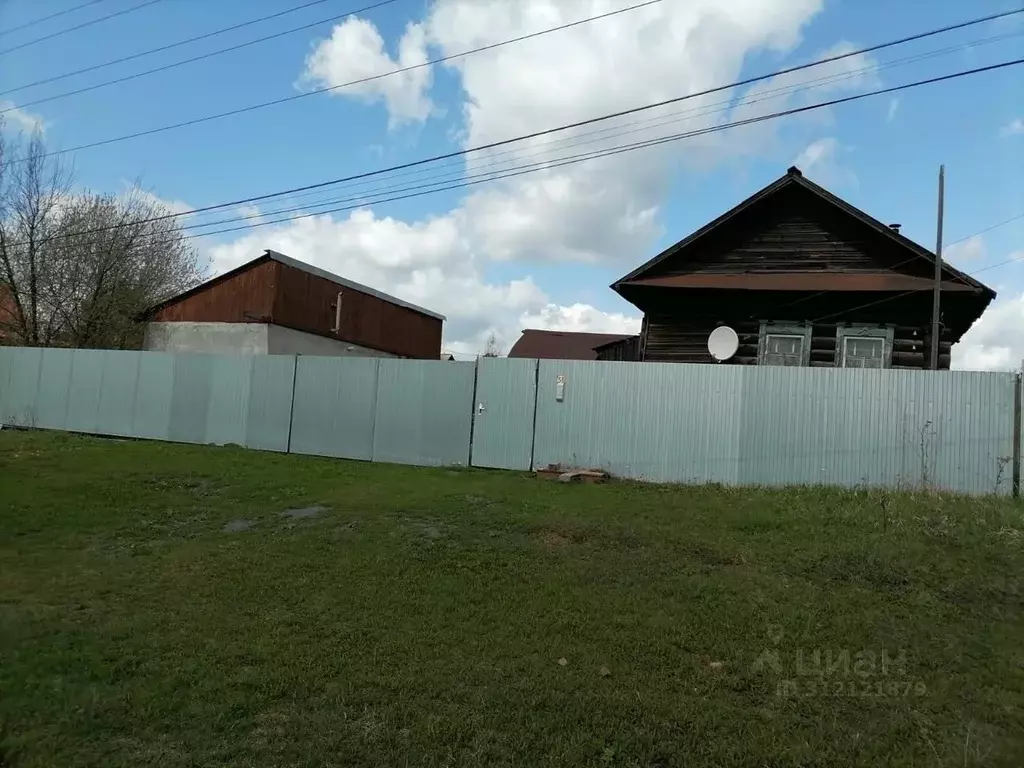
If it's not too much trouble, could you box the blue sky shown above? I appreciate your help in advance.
[0,0,1022,363]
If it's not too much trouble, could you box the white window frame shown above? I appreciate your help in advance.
[758,323,812,367]
[835,325,893,369]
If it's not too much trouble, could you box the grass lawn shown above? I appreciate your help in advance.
[1,430,1023,767]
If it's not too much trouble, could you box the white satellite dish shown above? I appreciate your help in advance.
[707,326,739,362]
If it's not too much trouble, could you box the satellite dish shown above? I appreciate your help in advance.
[708,326,739,362]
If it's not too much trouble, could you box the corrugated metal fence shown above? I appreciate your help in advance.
[0,347,1018,495]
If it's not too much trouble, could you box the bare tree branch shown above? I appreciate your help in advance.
[0,124,201,349]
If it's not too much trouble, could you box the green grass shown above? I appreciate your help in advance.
[1,430,1023,767]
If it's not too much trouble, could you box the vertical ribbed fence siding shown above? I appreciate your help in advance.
[34,349,73,430]
[95,351,142,437]
[0,346,1017,496]
[164,354,295,449]
[738,367,1016,494]
[132,352,176,440]
[0,347,42,427]
[530,362,1016,495]
[245,355,297,453]
[471,357,538,471]
[0,348,296,451]
[288,356,379,460]
[532,360,744,483]
[372,359,475,466]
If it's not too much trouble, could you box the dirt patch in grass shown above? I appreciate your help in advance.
[534,524,588,549]
[677,539,748,567]
[223,519,256,533]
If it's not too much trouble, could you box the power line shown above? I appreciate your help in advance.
[0,0,163,56]
[0,0,399,111]
[38,56,1024,253]
[0,0,351,98]
[778,211,1024,319]
[25,4,1021,162]
[24,20,1024,248]
[0,0,111,36]
[811,217,1024,324]
[165,60,1024,242]
[174,34,1011,233]
[207,28,1018,225]
[948,212,1024,246]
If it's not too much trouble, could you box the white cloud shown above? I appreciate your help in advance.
[794,137,836,169]
[134,189,193,216]
[204,208,645,354]
[207,210,543,349]
[724,40,879,160]
[215,0,866,352]
[954,293,1024,371]
[1000,118,1024,137]
[0,102,46,134]
[234,204,263,224]
[944,235,986,266]
[301,19,434,128]
[886,97,898,122]
[519,303,640,335]
[793,136,855,187]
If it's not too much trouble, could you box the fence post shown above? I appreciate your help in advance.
[1014,364,1022,499]
[284,355,299,454]
[467,357,480,467]
[527,358,540,471]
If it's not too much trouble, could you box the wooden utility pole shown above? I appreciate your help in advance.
[930,165,945,370]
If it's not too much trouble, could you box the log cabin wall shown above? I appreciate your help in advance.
[638,289,956,370]
[594,335,641,361]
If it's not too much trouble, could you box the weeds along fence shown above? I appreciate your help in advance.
[0,347,1019,496]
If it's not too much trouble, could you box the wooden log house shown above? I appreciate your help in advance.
[604,167,993,369]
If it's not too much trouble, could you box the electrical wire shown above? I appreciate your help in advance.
[203,27,1019,227]
[0,0,163,56]
[23,41,1024,250]
[0,0,400,111]
[0,0,111,36]
[810,221,1024,325]
[777,214,1024,320]
[0,0,372,98]
[34,56,1024,254]
[23,4,1022,163]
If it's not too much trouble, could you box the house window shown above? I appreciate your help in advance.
[758,323,812,367]
[836,326,892,369]
[764,334,805,366]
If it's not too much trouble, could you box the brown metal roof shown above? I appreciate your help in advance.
[507,329,633,360]
[626,272,981,292]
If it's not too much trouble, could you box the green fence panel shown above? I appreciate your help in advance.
[288,356,378,460]
[132,352,175,440]
[34,348,73,430]
[95,350,141,437]
[372,360,475,467]
[64,350,105,434]
[245,355,296,453]
[0,347,42,427]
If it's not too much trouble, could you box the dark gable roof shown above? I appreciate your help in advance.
[507,329,633,360]
[143,249,446,321]
[612,166,994,298]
